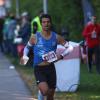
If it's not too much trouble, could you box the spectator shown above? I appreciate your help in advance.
[31,10,43,34]
[0,18,4,52]
[7,14,17,57]
[16,12,31,58]
[82,16,100,74]
[19,12,31,45]
[2,14,11,53]
[80,40,87,64]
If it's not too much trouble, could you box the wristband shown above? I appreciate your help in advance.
[61,49,69,57]
[64,42,69,48]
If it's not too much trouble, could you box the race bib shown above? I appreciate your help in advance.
[91,31,97,39]
[42,51,57,63]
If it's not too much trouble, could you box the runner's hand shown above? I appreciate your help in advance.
[57,54,63,60]
[20,57,25,65]
[20,56,29,65]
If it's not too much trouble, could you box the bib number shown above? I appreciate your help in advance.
[42,51,57,63]
[91,31,97,39]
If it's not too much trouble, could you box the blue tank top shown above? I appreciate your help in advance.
[33,32,57,65]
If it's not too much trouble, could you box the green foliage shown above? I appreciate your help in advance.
[91,0,100,22]
[10,0,100,41]
[48,0,83,41]
[11,0,83,42]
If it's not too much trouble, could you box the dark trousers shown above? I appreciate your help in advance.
[87,45,100,73]
[0,42,4,52]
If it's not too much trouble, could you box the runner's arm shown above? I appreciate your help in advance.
[23,35,36,56]
[20,35,36,65]
[56,34,73,59]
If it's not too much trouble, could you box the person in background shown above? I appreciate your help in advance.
[19,12,31,45]
[82,16,100,74]
[80,40,87,64]
[31,10,43,34]
[2,13,11,54]
[7,13,17,57]
[20,14,73,100]
[16,12,31,59]
[0,18,4,52]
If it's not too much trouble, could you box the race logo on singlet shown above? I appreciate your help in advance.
[42,51,57,63]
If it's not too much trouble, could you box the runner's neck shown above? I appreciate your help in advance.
[41,31,52,39]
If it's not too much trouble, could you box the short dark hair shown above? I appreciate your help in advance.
[40,14,52,23]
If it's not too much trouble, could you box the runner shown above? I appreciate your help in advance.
[20,14,73,100]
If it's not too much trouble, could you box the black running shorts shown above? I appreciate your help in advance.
[34,63,56,89]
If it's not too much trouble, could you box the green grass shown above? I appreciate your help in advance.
[54,63,100,100]
[7,55,100,100]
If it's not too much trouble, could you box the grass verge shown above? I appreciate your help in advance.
[7,55,100,100]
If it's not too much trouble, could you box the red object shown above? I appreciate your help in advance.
[82,23,100,48]
[17,44,25,57]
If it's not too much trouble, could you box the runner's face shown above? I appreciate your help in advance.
[41,18,51,31]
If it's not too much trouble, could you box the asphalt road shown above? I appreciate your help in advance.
[0,51,36,100]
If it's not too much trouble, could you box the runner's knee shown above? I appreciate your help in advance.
[38,82,49,96]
